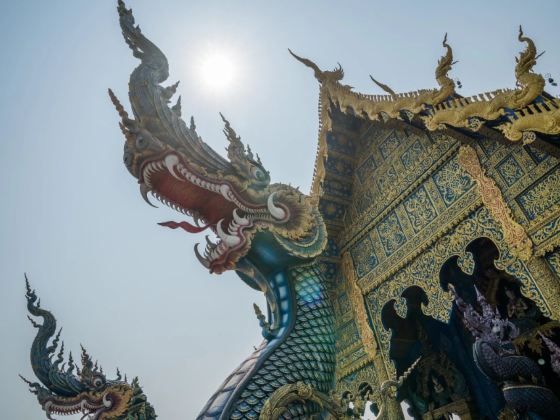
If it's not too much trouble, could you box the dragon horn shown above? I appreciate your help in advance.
[108,89,129,120]
[370,75,396,96]
[288,49,322,78]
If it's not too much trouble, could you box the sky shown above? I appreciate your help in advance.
[1,1,559,419]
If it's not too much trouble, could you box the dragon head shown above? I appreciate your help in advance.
[22,276,156,420]
[112,0,326,274]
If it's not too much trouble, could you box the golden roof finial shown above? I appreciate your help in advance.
[369,75,396,96]
[515,25,544,78]
[435,33,456,93]
[509,26,545,107]
[288,49,344,84]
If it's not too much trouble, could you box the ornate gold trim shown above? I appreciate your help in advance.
[290,35,455,201]
[499,98,560,142]
[360,191,483,295]
[293,28,555,204]
[311,85,333,201]
[337,351,374,379]
[457,145,533,261]
[361,205,555,376]
[260,382,345,419]
[340,132,460,250]
[341,252,378,360]
[422,27,544,132]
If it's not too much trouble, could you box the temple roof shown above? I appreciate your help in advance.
[292,27,560,244]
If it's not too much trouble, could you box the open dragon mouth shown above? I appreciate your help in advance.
[40,391,128,420]
[44,398,108,419]
[140,152,289,273]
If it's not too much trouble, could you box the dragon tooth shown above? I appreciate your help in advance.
[205,235,217,247]
[267,193,286,220]
[219,184,231,201]
[139,184,158,208]
[164,154,182,180]
[233,209,249,226]
[194,244,210,268]
[216,219,240,247]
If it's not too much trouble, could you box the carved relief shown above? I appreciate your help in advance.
[457,145,533,261]
[341,252,378,362]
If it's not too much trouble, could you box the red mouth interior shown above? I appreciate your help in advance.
[150,171,237,230]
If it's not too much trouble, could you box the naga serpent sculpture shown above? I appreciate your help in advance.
[22,1,336,419]
[452,286,560,419]
[21,276,156,419]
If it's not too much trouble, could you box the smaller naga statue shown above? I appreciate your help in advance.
[20,276,156,419]
[451,285,560,419]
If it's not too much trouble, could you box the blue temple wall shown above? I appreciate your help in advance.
[330,122,560,402]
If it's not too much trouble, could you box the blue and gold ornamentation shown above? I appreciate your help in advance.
[356,156,377,184]
[350,235,379,278]
[322,179,353,199]
[320,199,347,221]
[376,211,407,257]
[432,156,475,206]
[325,155,354,179]
[403,185,438,233]
[400,139,425,169]
[379,131,403,160]
[376,164,399,194]
[525,144,549,164]
[497,154,526,187]
[516,167,560,221]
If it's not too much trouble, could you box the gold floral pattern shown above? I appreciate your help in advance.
[458,145,533,261]
[403,186,438,233]
[364,206,555,377]
[341,252,378,361]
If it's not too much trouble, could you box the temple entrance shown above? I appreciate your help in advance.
[381,286,477,419]
[378,236,560,418]
[438,237,560,418]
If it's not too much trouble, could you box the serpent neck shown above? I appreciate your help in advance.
[226,262,336,419]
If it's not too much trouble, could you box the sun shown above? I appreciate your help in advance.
[199,50,236,93]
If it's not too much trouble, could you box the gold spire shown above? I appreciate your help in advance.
[370,75,396,96]
[288,49,344,84]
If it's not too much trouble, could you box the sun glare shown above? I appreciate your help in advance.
[199,50,236,93]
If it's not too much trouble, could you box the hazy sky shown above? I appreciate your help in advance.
[1,1,559,419]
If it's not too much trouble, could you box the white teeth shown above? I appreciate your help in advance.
[219,184,231,199]
[233,208,250,226]
[216,219,241,247]
[205,235,217,248]
[139,184,158,208]
[194,244,210,268]
[164,154,182,180]
[267,192,286,220]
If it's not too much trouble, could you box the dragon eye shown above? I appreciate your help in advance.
[251,166,266,182]
[135,135,148,149]
[92,376,105,388]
